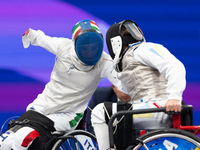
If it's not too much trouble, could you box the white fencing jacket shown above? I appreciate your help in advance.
[25,29,122,115]
[118,42,186,103]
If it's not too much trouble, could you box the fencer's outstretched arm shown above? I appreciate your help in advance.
[22,28,64,55]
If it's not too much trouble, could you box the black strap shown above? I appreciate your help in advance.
[104,101,136,150]
[104,102,113,124]
[114,101,135,150]
[8,110,56,141]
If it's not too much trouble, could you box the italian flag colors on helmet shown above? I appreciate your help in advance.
[72,19,100,40]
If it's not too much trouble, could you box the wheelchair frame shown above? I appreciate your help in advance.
[107,105,200,149]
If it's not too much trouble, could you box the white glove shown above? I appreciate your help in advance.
[22,29,30,48]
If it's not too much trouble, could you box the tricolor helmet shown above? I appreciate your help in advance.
[72,19,104,66]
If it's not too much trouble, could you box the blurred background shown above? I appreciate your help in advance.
[0,0,200,133]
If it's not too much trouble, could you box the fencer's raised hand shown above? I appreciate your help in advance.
[22,29,30,48]
[164,99,182,112]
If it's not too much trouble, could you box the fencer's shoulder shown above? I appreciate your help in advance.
[135,42,166,56]
[58,38,73,48]
[57,38,73,57]
[95,51,113,67]
[59,37,71,43]
[101,51,113,60]
[138,42,164,49]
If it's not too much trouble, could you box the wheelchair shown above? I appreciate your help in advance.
[2,105,199,150]
[50,105,200,150]
[0,110,99,150]
[50,130,98,150]
[107,105,200,150]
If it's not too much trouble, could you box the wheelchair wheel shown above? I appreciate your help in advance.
[51,130,99,150]
[128,128,200,150]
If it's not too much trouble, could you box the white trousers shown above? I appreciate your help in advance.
[26,95,80,132]
[91,99,172,150]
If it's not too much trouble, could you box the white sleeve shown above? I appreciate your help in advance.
[100,54,128,94]
[133,43,186,101]
[28,28,64,55]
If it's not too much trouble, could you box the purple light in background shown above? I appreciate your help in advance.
[0,0,112,113]
[183,82,200,111]
[0,83,44,112]
[0,0,110,82]
[0,0,110,37]
[0,0,200,117]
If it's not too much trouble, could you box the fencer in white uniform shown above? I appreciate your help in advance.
[91,20,186,150]
[0,19,124,150]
